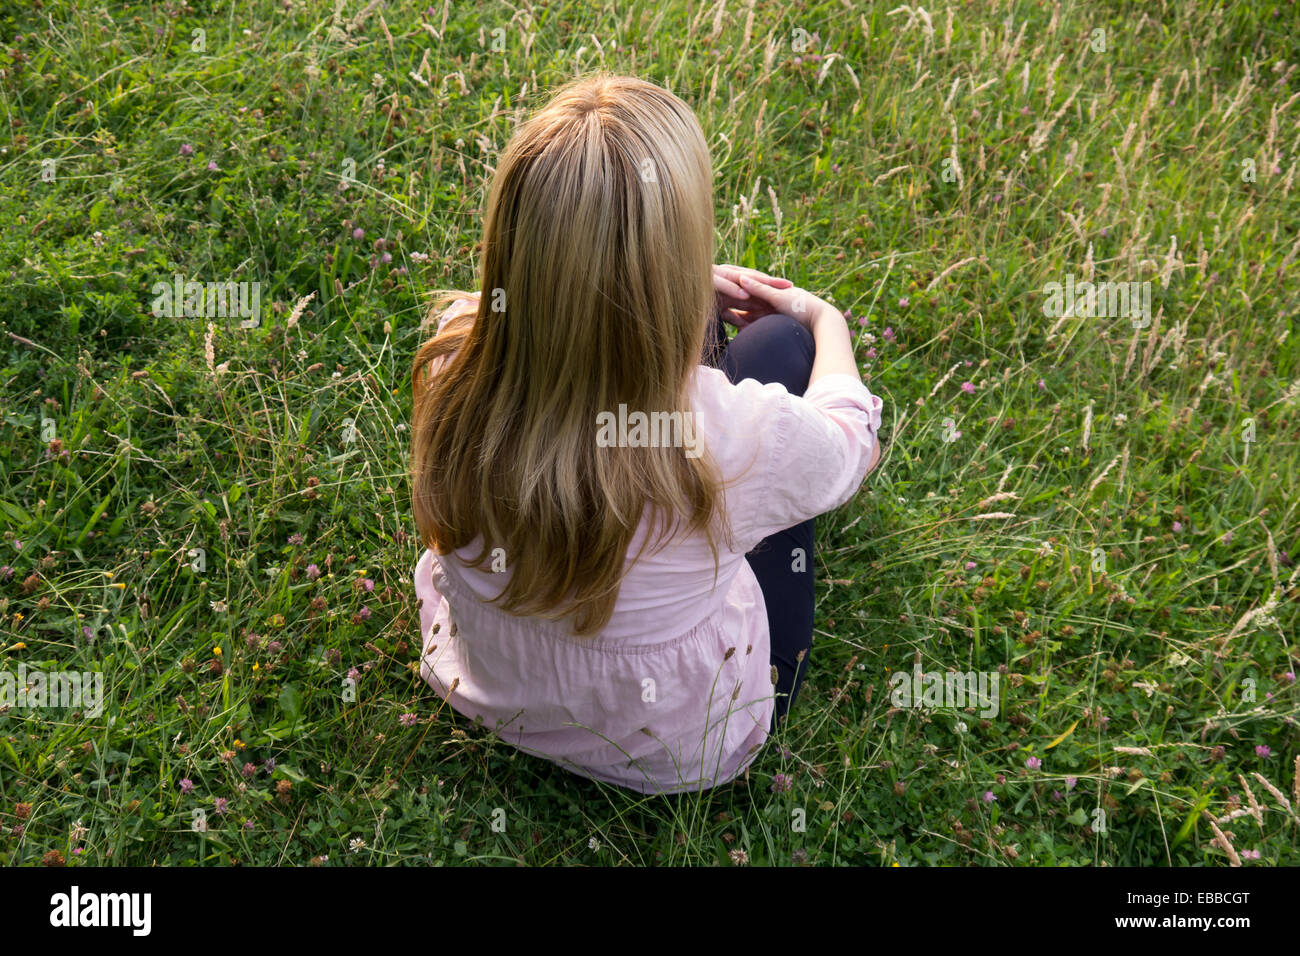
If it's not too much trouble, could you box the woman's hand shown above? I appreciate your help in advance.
[712,264,793,328]
[730,274,840,331]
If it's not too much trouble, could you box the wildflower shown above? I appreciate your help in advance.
[866,347,877,359]
[179,778,194,795]
[207,160,219,171]
[1026,757,1042,770]
[960,382,975,394]
[0,566,11,581]
[964,561,977,571]
[179,144,193,156]
[1037,379,1045,391]
[241,762,257,779]
[360,578,374,593]
[1172,521,1183,533]
[349,837,367,852]
[268,641,282,654]
[897,298,909,308]
[357,606,371,621]
[352,227,364,240]
[1222,531,1233,545]
[399,712,418,727]
[288,533,303,546]
[588,837,601,851]
[728,848,748,865]
[212,645,222,656]
[264,758,276,773]
[771,773,793,793]
[883,326,896,341]
[1285,672,1296,684]
[1051,790,1063,802]
[214,797,228,815]
[14,803,32,820]
[1065,776,1078,790]
[210,601,227,614]
[233,739,245,750]
[42,850,65,867]
[306,563,321,580]
[244,820,254,830]
[982,791,996,803]
[1256,745,1271,758]
[792,848,808,864]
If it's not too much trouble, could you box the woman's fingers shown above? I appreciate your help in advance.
[713,264,800,321]
[737,275,836,329]
[723,308,766,329]
[716,264,793,288]
[712,271,749,300]
[735,273,782,303]
[720,301,780,328]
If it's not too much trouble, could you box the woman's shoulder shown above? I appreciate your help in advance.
[434,295,479,333]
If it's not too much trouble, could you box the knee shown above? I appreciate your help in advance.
[727,313,815,394]
[751,312,812,352]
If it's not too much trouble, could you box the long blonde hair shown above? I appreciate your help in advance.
[411,73,726,635]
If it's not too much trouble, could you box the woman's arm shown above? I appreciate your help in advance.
[735,274,861,387]
[734,274,882,474]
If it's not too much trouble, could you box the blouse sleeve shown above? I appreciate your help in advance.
[708,370,883,547]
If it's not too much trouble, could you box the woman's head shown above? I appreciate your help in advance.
[411,74,724,634]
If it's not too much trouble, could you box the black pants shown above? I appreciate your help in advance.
[702,307,816,733]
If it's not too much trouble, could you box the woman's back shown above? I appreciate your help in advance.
[415,358,881,793]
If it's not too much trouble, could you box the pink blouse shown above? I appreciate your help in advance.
[414,312,884,794]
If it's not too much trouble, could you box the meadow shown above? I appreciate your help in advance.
[1,0,1297,866]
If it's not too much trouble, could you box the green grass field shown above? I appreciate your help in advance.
[1,0,1298,866]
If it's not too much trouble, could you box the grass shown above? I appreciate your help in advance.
[1,0,1298,866]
